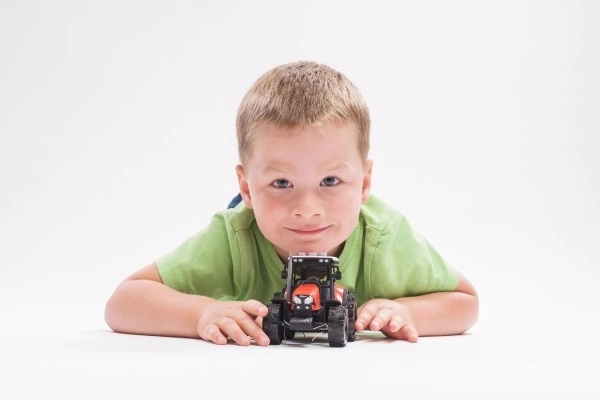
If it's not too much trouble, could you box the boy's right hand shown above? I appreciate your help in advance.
[196,299,270,346]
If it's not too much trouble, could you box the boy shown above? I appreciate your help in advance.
[105,61,479,346]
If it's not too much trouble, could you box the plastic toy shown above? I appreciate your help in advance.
[263,253,357,347]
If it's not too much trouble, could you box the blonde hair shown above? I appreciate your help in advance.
[236,61,370,164]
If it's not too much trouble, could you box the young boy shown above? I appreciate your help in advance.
[105,61,479,346]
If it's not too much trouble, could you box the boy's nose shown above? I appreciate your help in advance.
[291,191,324,218]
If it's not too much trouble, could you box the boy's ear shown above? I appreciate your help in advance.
[361,159,373,204]
[235,164,253,209]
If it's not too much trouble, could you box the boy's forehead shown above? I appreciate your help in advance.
[241,120,367,168]
[245,122,363,168]
[250,121,359,143]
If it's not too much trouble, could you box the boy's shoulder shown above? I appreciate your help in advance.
[360,194,405,231]
[219,203,257,231]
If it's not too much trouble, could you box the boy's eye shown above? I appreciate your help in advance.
[321,176,340,187]
[272,179,292,188]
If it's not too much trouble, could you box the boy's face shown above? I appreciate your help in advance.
[236,121,373,261]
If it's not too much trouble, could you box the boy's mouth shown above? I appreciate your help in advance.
[287,226,329,235]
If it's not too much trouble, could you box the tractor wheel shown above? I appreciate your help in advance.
[327,305,348,347]
[263,303,283,345]
[284,326,296,340]
[346,293,357,342]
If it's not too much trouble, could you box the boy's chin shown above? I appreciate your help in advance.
[276,243,344,258]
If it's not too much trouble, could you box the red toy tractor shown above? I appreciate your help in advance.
[263,253,357,347]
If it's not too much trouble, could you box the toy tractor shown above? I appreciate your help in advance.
[263,253,357,347]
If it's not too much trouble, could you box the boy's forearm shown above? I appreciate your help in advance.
[395,291,479,337]
[104,280,212,338]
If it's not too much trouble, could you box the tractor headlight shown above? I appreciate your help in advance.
[292,295,314,305]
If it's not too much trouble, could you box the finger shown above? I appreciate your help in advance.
[401,325,419,343]
[367,308,394,331]
[386,314,418,342]
[382,324,419,343]
[235,313,270,346]
[387,314,406,332]
[218,317,252,346]
[355,307,376,331]
[202,322,229,345]
[242,299,268,318]
[224,307,270,346]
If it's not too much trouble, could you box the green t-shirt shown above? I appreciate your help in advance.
[156,195,458,306]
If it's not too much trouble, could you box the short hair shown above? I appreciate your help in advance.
[236,61,370,164]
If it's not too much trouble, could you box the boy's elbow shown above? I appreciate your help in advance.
[463,291,479,333]
[104,293,122,333]
[104,283,133,333]
[455,273,479,333]
[104,263,163,333]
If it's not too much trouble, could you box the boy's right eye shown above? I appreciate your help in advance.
[271,178,292,188]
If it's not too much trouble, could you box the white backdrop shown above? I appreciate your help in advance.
[1,0,599,340]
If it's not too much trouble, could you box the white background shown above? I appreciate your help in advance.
[1,1,599,398]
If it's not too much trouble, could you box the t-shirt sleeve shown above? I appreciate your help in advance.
[155,212,236,298]
[367,212,459,299]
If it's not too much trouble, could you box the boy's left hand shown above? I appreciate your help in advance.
[355,299,419,342]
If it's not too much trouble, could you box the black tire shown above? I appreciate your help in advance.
[327,305,348,347]
[284,326,296,340]
[346,293,357,342]
[263,303,283,345]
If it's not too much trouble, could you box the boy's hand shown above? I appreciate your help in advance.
[196,299,270,346]
[355,299,419,343]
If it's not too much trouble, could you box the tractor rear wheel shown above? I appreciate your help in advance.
[346,293,357,342]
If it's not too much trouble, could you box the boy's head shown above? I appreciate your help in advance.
[235,61,374,260]
[236,61,370,165]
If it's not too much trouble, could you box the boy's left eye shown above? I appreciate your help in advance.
[272,178,292,188]
[321,176,340,186]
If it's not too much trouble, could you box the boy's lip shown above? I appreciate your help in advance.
[287,226,330,235]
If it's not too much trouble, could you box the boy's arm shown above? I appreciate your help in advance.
[355,273,479,342]
[104,263,270,346]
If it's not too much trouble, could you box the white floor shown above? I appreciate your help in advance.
[1,303,597,399]
[1,2,598,399]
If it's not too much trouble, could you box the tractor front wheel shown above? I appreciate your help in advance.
[263,303,284,345]
[327,305,348,347]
